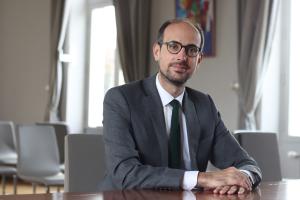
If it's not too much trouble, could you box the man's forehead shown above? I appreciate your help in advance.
[164,22,201,43]
[165,21,199,34]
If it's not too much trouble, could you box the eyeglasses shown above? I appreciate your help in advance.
[159,41,201,57]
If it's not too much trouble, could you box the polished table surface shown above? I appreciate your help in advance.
[0,179,299,200]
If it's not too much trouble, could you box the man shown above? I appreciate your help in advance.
[101,18,262,194]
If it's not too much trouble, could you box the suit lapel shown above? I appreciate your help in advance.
[183,92,201,169]
[143,75,168,166]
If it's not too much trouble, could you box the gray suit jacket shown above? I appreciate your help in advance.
[100,75,262,190]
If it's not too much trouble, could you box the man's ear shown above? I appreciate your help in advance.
[195,53,203,71]
[153,43,161,61]
[197,53,203,65]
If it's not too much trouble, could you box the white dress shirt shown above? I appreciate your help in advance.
[155,75,198,190]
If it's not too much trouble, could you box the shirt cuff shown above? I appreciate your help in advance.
[182,171,199,190]
[183,190,196,200]
[240,169,254,185]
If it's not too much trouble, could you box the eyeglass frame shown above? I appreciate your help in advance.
[158,40,202,57]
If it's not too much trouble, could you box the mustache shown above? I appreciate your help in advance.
[169,61,189,68]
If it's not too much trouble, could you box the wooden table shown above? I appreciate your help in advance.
[0,179,299,200]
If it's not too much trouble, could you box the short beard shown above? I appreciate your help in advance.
[159,68,189,87]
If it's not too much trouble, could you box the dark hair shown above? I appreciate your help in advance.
[156,18,205,52]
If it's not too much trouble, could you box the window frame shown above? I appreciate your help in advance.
[279,0,300,141]
[287,0,300,138]
[84,0,121,128]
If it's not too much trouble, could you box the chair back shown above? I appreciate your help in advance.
[37,122,69,164]
[0,121,17,165]
[234,131,282,182]
[64,134,106,192]
[16,125,61,177]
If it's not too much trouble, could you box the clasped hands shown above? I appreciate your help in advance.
[197,167,252,195]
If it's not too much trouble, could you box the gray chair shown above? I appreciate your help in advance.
[0,121,18,194]
[16,125,64,193]
[234,131,282,182]
[0,166,17,194]
[0,121,17,165]
[64,134,106,192]
[36,122,69,172]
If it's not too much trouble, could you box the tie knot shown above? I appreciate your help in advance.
[169,99,180,109]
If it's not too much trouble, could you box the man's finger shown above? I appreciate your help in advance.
[213,186,223,194]
[236,174,251,191]
[219,185,230,194]
[238,187,246,194]
[243,177,252,191]
[227,185,238,195]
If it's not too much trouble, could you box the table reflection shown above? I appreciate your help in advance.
[103,189,261,200]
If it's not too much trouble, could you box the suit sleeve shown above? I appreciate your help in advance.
[102,88,185,190]
[207,95,262,187]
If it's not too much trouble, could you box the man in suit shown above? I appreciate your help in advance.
[101,18,262,194]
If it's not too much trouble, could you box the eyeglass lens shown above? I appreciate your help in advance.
[166,41,200,57]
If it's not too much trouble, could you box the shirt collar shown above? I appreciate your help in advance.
[156,74,185,106]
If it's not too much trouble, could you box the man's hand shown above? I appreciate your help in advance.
[212,185,248,195]
[197,167,252,194]
[195,188,261,200]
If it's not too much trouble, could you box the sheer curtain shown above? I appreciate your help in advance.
[237,0,279,130]
[113,0,151,83]
[45,0,70,121]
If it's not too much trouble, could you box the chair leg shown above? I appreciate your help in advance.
[57,186,60,192]
[13,175,17,194]
[32,183,36,194]
[1,175,6,195]
[46,185,50,193]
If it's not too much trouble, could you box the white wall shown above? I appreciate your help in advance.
[0,0,51,124]
[150,0,239,131]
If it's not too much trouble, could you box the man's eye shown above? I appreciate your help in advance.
[188,47,198,54]
[168,43,180,51]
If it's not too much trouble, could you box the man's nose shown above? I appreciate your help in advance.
[176,47,188,61]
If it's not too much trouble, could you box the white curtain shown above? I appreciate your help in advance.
[45,0,71,122]
[237,0,279,130]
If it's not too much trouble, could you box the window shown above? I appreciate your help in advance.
[288,0,300,137]
[87,2,124,128]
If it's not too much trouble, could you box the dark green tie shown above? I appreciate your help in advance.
[168,99,181,168]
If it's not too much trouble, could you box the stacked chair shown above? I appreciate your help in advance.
[36,122,69,172]
[0,121,18,194]
[16,124,64,193]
